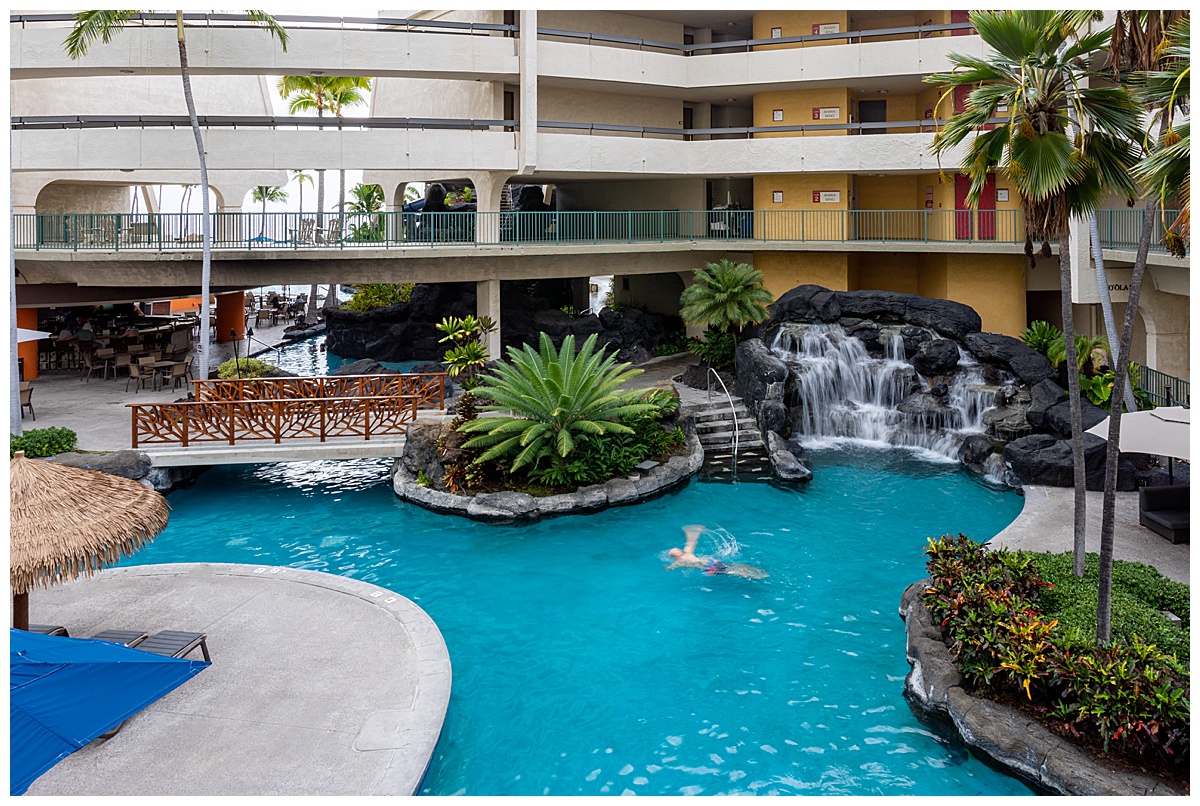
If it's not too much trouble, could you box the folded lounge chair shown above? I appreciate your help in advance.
[28,624,68,637]
[92,629,210,739]
[91,629,150,646]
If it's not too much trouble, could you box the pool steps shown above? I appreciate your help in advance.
[681,397,764,451]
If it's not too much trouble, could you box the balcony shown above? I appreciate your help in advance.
[13,209,1183,253]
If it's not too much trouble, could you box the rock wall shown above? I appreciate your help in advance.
[49,451,205,494]
[899,581,1183,796]
[736,285,1137,490]
[326,282,676,364]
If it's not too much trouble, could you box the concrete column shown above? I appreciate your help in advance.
[215,291,246,344]
[1067,213,1095,303]
[518,10,538,175]
[476,278,502,360]
[470,172,509,244]
[217,204,244,244]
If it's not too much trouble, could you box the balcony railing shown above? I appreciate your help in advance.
[1137,365,1190,408]
[12,210,1183,252]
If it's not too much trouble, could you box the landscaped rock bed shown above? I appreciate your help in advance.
[391,418,704,522]
[735,284,1141,490]
[899,581,1184,796]
[49,450,204,494]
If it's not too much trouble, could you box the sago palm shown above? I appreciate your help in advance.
[679,259,774,336]
[250,185,287,238]
[65,11,288,380]
[459,333,659,474]
[928,9,1142,580]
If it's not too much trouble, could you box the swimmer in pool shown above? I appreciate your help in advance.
[666,524,767,579]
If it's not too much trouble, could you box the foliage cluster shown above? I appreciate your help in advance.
[216,357,275,379]
[342,283,414,312]
[688,331,736,371]
[436,315,496,390]
[679,259,772,336]
[922,535,1189,767]
[447,334,683,493]
[1021,320,1153,410]
[652,330,691,357]
[10,427,79,459]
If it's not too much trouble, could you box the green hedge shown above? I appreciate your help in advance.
[11,427,78,459]
[923,535,1189,768]
[217,358,276,379]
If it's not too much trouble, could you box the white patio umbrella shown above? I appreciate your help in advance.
[1087,406,1190,483]
[16,328,54,343]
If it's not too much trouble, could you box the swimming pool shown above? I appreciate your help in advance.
[253,334,418,377]
[124,446,1031,795]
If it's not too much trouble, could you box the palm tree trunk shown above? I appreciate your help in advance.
[177,15,212,380]
[1089,215,1138,411]
[260,197,267,238]
[308,283,319,321]
[1058,237,1087,577]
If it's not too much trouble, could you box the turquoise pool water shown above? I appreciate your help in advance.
[124,447,1031,795]
[254,335,417,377]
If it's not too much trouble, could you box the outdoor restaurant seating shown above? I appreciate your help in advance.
[80,352,104,383]
[126,362,153,393]
[19,383,34,420]
[162,361,189,390]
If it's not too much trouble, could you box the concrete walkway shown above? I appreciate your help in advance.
[990,486,1189,583]
[24,563,450,797]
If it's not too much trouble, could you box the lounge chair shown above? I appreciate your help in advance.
[28,624,68,637]
[1140,484,1190,544]
[90,629,150,646]
[135,630,211,661]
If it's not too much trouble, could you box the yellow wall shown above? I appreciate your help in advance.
[753,174,851,240]
[754,88,851,137]
[754,251,858,297]
[857,253,921,295]
[944,253,1027,336]
[752,11,850,49]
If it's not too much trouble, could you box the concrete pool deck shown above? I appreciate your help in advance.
[24,563,451,797]
[990,485,1189,584]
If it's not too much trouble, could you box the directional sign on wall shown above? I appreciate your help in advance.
[812,191,841,204]
[812,107,841,120]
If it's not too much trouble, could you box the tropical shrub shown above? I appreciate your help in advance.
[922,536,1189,768]
[679,259,773,336]
[217,357,275,379]
[10,427,78,459]
[1047,333,1111,375]
[688,331,736,371]
[343,283,414,311]
[436,315,496,389]
[1081,363,1155,411]
[653,330,690,357]
[459,333,659,477]
[1020,320,1061,355]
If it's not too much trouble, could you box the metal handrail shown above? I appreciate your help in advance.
[705,366,741,472]
[12,115,515,131]
[10,13,518,35]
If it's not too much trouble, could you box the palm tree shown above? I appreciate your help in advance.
[679,259,774,337]
[1094,13,1190,643]
[66,11,288,381]
[178,183,195,236]
[927,10,1142,580]
[290,169,313,216]
[250,185,288,238]
[276,75,370,311]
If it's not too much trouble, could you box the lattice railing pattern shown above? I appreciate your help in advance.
[191,373,445,409]
[129,396,421,447]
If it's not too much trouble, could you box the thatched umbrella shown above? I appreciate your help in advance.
[10,451,169,630]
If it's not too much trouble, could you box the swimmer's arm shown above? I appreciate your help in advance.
[682,524,703,556]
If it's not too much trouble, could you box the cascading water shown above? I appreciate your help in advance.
[769,323,1000,463]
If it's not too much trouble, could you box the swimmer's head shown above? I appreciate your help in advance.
[668,548,683,558]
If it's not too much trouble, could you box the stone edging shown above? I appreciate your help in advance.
[98,563,450,796]
[899,580,1182,796]
[392,434,705,521]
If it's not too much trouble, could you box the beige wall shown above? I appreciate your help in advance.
[754,251,858,297]
[753,11,851,48]
[10,75,274,117]
[372,77,502,119]
[614,272,686,317]
[538,86,683,134]
[35,183,129,215]
[754,88,851,136]
[539,10,683,44]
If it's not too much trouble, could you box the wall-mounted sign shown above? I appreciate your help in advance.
[772,109,784,122]
[812,191,841,204]
[812,22,840,35]
[771,27,782,38]
[772,191,784,204]
[812,107,841,120]
[996,189,1009,202]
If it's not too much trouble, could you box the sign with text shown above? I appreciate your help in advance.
[812,191,841,204]
[811,107,841,120]
[772,191,784,204]
[812,22,840,35]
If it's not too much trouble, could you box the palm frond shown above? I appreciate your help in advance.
[64,10,141,59]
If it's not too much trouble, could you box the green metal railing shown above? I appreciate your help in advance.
[1095,208,1185,253]
[1137,365,1190,408]
[10,209,1183,252]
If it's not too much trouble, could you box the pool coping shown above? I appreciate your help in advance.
[392,433,705,521]
[26,562,451,796]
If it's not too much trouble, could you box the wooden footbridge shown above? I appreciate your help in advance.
[128,374,447,466]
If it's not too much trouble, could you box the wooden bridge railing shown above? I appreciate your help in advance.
[191,373,446,409]
[129,395,422,448]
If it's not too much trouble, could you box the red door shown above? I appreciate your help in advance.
[978,173,996,240]
[954,174,972,240]
[951,10,971,35]
[953,85,969,113]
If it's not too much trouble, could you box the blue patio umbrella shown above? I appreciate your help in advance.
[10,629,210,795]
